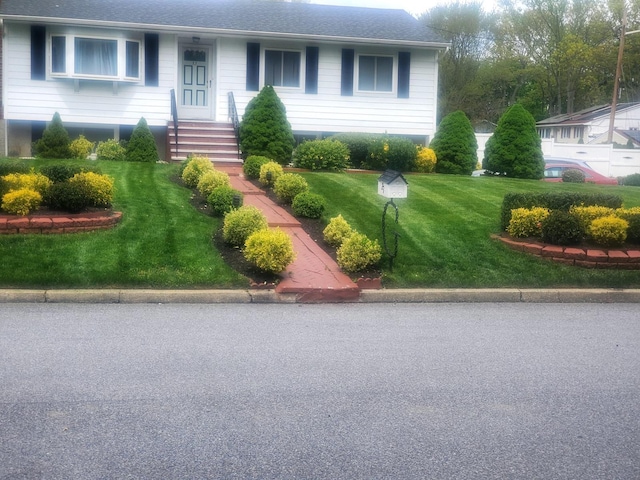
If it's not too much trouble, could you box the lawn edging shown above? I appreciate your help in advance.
[0,211,122,234]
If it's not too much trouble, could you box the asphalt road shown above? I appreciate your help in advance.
[1,303,639,479]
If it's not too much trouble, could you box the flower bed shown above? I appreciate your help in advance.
[0,211,122,234]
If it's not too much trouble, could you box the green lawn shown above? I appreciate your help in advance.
[0,159,247,288]
[301,171,640,288]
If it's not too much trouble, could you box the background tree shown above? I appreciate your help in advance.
[239,85,295,165]
[33,112,71,159]
[483,103,544,179]
[126,117,159,162]
[431,110,478,175]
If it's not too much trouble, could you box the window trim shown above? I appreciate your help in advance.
[355,53,396,94]
[263,48,303,89]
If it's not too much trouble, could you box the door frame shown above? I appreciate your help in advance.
[177,42,214,120]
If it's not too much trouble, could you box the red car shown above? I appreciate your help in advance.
[543,163,619,185]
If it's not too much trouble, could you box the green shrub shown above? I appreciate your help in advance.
[208,186,243,217]
[323,214,353,247]
[414,147,437,173]
[540,210,585,246]
[615,208,640,243]
[0,162,29,177]
[39,164,100,183]
[588,216,628,247]
[431,110,478,175]
[293,139,350,171]
[244,228,296,273]
[562,168,585,183]
[243,155,271,179]
[507,207,549,238]
[365,137,417,172]
[126,117,159,162]
[68,172,114,208]
[1,188,42,216]
[483,104,544,179]
[69,135,95,159]
[239,85,295,165]
[96,139,126,162]
[623,173,640,186]
[337,232,382,273]
[292,191,326,218]
[197,170,231,198]
[259,161,284,188]
[181,155,214,188]
[32,112,71,159]
[329,133,381,169]
[569,205,615,232]
[222,205,268,247]
[46,181,93,213]
[273,173,308,204]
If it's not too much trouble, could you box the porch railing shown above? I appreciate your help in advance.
[170,89,179,156]
[228,91,241,158]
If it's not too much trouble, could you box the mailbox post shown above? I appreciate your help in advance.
[377,170,408,271]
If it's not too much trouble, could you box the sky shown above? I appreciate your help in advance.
[309,0,498,17]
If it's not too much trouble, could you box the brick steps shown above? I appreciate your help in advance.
[168,121,241,162]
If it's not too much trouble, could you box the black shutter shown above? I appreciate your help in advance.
[305,46,319,94]
[398,52,410,98]
[246,42,260,91]
[144,33,159,87]
[341,49,354,96]
[31,25,46,81]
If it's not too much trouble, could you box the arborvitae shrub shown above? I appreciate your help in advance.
[33,112,71,159]
[415,147,437,173]
[68,172,114,208]
[208,186,242,217]
[126,117,159,162]
[562,168,585,183]
[623,173,640,186]
[244,228,296,273]
[483,104,544,179]
[96,139,126,161]
[292,191,326,219]
[273,173,309,204]
[431,111,477,175]
[258,161,284,188]
[69,135,95,159]
[507,207,549,238]
[588,216,628,247]
[337,232,382,273]
[239,85,295,165]
[197,170,231,198]
[1,188,42,216]
[540,210,584,246]
[293,139,350,171]
[323,214,353,247]
[243,155,272,179]
[222,205,268,247]
[181,156,214,188]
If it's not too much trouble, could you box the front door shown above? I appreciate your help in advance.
[179,45,212,119]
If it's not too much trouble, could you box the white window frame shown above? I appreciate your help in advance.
[263,48,303,89]
[48,32,141,82]
[538,128,551,139]
[574,126,584,139]
[356,53,395,94]
[561,127,571,139]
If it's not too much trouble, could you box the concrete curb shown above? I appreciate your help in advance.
[1,288,640,303]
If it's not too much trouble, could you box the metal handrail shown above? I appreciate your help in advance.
[228,91,241,158]
[170,89,179,156]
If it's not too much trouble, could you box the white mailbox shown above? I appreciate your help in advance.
[377,170,408,199]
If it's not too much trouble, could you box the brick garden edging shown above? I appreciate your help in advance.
[493,233,640,269]
[0,211,122,234]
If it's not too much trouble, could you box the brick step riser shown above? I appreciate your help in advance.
[168,137,237,145]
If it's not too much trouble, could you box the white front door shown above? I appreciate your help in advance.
[179,45,212,119]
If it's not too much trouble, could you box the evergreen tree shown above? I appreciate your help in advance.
[239,85,295,165]
[126,117,159,162]
[431,110,477,175]
[483,104,544,179]
[33,112,71,159]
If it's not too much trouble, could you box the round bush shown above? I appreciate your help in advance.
[274,173,308,204]
[507,207,549,238]
[623,173,640,186]
[365,137,417,172]
[69,135,95,159]
[1,172,52,197]
[243,156,272,180]
[1,188,42,216]
[414,147,437,173]
[244,228,296,273]
[69,172,114,207]
[562,168,585,183]
[259,161,284,188]
[181,156,214,188]
[292,191,326,218]
[570,205,615,233]
[208,186,243,217]
[588,216,628,247]
[540,210,584,246]
[197,170,231,198]
[323,214,353,247]
[293,139,350,171]
[46,181,92,213]
[40,164,88,183]
[222,205,268,247]
[96,139,126,162]
[329,133,380,169]
[615,208,640,243]
[336,232,382,273]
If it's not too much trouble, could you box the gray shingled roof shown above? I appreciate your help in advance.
[0,0,447,46]
[537,103,640,126]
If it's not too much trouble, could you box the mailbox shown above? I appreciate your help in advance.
[377,169,408,199]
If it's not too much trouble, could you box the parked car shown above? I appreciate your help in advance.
[543,163,619,185]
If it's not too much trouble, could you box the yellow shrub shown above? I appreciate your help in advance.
[414,147,437,173]
[69,172,114,207]
[222,205,268,247]
[337,232,382,273]
[197,170,231,198]
[1,188,42,216]
[181,155,214,188]
[507,207,549,238]
[570,205,615,230]
[2,172,52,196]
[259,161,284,187]
[69,135,95,159]
[588,216,628,247]
[244,228,296,273]
[615,207,640,220]
[323,214,353,247]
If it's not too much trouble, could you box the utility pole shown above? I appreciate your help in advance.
[608,8,628,143]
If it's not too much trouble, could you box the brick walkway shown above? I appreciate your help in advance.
[217,164,360,302]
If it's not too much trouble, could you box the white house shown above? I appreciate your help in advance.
[0,0,448,161]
